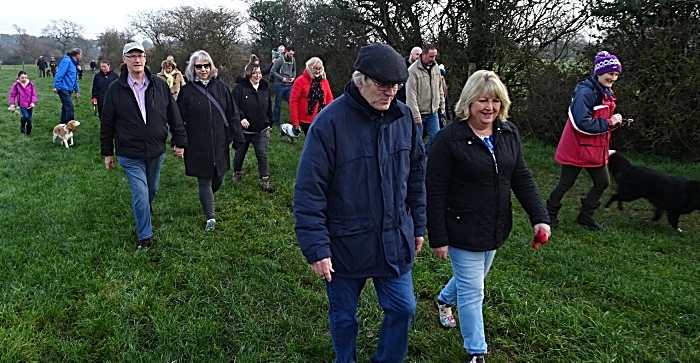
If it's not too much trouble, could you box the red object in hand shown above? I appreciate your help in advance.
[532,230,549,249]
[91,98,97,104]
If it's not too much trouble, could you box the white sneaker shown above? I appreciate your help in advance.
[205,219,216,232]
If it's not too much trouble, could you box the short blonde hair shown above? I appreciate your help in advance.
[454,70,511,121]
[185,50,218,81]
[305,57,326,78]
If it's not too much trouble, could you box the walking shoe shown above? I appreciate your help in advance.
[260,176,275,193]
[205,219,216,232]
[469,354,485,363]
[137,238,151,251]
[232,171,242,182]
[434,299,457,328]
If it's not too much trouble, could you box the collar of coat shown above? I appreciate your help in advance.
[451,118,515,141]
[344,82,404,120]
[236,77,269,91]
[117,66,155,87]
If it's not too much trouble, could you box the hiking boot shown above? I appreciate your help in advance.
[137,238,151,251]
[25,125,32,136]
[260,176,275,193]
[546,199,563,228]
[205,219,216,232]
[577,198,605,230]
[20,120,26,134]
[232,171,242,182]
[434,299,457,328]
[469,354,485,363]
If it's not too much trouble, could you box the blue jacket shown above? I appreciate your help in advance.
[54,55,80,93]
[294,83,426,279]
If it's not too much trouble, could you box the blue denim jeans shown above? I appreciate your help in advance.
[118,154,165,241]
[438,247,496,356]
[20,107,33,128]
[57,90,74,124]
[326,271,417,363]
[273,83,292,125]
[417,112,440,156]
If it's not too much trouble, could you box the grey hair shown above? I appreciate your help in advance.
[305,57,326,78]
[69,48,82,57]
[185,50,218,81]
[351,71,368,86]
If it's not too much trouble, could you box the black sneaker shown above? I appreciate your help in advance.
[137,238,151,251]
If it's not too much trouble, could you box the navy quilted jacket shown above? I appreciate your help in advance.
[426,119,549,251]
[294,82,426,278]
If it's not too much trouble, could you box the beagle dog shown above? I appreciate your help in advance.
[52,120,81,148]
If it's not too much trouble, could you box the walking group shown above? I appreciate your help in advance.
[8,40,629,363]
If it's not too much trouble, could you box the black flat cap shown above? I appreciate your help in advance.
[354,43,408,84]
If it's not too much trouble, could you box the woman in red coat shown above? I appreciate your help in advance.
[289,57,334,135]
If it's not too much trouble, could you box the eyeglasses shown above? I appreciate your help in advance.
[194,63,211,70]
[312,67,323,71]
[369,78,399,92]
[124,54,146,60]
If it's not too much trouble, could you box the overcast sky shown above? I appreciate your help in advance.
[0,0,249,40]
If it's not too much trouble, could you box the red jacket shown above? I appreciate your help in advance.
[554,76,616,168]
[289,70,334,127]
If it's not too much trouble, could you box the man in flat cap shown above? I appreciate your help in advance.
[294,43,426,363]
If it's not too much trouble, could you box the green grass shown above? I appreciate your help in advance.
[0,65,698,362]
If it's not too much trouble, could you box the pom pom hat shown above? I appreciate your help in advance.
[594,51,622,76]
[354,43,409,84]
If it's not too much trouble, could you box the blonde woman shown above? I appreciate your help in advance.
[157,59,186,100]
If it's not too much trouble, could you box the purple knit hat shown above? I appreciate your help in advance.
[594,51,622,76]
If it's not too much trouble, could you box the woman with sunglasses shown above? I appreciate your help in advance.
[177,50,243,232]
[289,57,334,135]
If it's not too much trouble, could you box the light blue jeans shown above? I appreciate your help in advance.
[118,154,165,241]
[417,112,440,156]
[438,247,496,356]
[326,271,416,363]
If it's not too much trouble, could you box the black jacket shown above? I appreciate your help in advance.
[37,58,48,69]
[231,78,273,133]
[100,67,187,158]
[92,70,119,105]
[177,78,242,178]
[426,119,549,251]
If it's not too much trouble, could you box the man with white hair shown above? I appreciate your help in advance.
[294,43,426,363]
[100,42,188,251]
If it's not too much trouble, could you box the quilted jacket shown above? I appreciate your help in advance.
[426,119,549,251]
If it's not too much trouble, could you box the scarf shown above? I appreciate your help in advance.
[164,70,174,88]
[195,76,210,86]
[307,74,325,115]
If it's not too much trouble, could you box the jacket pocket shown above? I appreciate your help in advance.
[328,218,377,273]
[445,207,492,246]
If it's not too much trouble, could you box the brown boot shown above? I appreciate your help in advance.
[232,171,242,182]
[260,176,275,193]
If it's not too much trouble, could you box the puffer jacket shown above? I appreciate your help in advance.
[294,82,426,279]
[177,78,241,178]
[289,69,334,126]
[9,81,37,108]
[100,67,187,158]
[554,76,616,167]
[405,60,445,119]
[427,119,549,251]
[231,77,273,133]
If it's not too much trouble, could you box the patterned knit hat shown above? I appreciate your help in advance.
[594,51,622,76]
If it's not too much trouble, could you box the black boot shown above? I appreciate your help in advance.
[577,198,605,230]
[20,120,26,134]
[546,199,563,228]
[25,125,32,136]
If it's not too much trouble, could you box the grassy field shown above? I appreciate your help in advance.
[0,64,698,362]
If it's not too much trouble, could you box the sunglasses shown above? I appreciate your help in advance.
[194,63,211,70]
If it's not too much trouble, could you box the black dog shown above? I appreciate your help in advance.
[605,150,700,231]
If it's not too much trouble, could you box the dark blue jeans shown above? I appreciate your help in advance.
[325,271,416,363]
[57,90,74,124]
[273,83,292,126]
[20,107,33,128]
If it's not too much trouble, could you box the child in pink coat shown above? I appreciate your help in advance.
[9,71,38,135]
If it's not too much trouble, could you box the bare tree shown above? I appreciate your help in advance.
[42,19,86,53]
[96,28,136,69]
[13,25,42,63]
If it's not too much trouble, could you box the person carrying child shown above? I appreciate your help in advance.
[9,71,38,135]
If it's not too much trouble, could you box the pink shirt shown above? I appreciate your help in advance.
[127,73,149,123]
